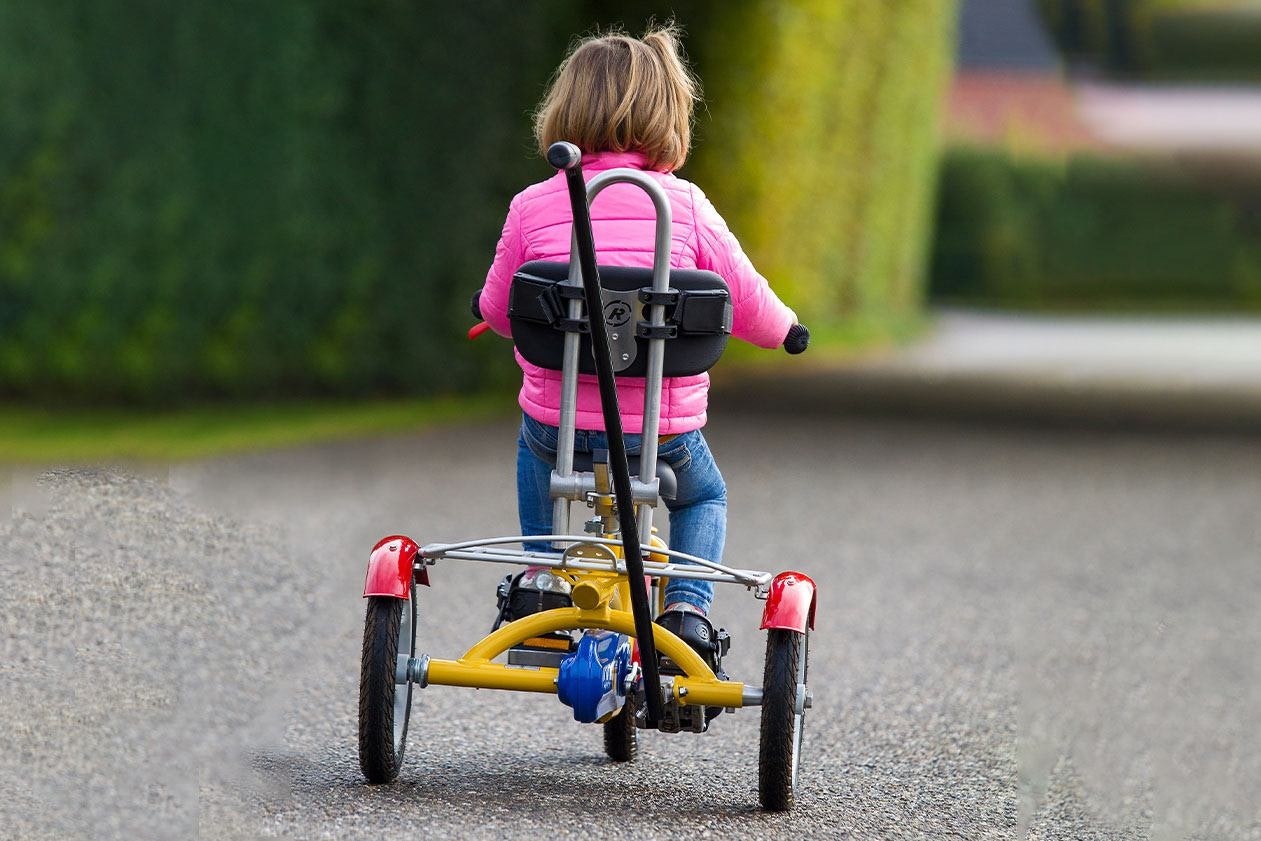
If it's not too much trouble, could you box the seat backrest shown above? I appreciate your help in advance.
[508,260,731,377]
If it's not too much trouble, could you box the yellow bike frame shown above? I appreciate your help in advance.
[422,567,746,709]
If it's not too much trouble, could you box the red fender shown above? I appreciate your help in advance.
[760,571,816,633]
[363,534,427,599]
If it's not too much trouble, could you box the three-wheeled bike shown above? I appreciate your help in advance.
[358,142,816,811]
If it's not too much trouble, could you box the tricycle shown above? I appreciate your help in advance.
[357,142,816,811]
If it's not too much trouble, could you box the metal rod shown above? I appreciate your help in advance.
[580,170,673,548]
[435,550,769,585]
[551,259,585,539]
[420,535,771,586]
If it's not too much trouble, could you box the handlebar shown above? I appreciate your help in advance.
[783,323,810,355]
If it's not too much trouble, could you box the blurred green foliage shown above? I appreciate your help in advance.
[930,147,1261,310]
[1,1,567,402]
[0,1,955,404]
[690,0,957,329]
[1038,0,1261,81]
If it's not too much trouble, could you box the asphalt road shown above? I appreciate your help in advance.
[3,412,1259,840]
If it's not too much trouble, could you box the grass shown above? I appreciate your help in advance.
[0,317,925,464]
[0,393,513,464]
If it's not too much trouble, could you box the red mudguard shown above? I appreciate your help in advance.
[363,534,427,599]
[760,571,816,633]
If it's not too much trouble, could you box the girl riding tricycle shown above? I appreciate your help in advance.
[358,26,816,811]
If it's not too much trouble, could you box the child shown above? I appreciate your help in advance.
[477,25,805,658]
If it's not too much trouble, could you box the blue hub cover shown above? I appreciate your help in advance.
[556,630,633,723]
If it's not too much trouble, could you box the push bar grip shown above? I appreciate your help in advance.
[784,322,810,355]
[547,141,582,171]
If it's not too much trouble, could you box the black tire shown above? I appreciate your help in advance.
[359,594,415,783]
[759,628,807,811]
[603,696,638,762]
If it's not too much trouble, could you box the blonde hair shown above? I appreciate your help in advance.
[534,25,700,172]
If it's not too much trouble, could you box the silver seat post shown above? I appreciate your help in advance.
[580,171,674,546]
[550,260,584,539]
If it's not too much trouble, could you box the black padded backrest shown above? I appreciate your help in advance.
[508,260,731,377]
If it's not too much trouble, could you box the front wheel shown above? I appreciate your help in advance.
[603,695,638,762]
[359,592,416,783]
[758,628,808,811]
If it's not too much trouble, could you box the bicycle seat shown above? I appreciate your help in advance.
[509,260,732,377]
[559,451,678,502]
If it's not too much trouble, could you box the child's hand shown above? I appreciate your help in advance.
[783,322,810,355]
[470,290,484,321]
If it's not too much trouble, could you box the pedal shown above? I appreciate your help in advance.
[653,610,734,732]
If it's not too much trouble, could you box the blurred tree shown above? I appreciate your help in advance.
[0,1,956,404]
[688,1,957,326]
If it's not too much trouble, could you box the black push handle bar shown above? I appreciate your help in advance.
[547,141,583,171]
[549,140,665,726]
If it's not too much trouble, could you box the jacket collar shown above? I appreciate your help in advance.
[580,150,664,172]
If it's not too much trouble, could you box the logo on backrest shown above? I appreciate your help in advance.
[603,301,632,327]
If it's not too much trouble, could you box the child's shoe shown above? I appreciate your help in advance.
[654,603,731,725]
[654,603,730,675]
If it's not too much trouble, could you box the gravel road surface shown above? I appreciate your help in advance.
[3,413,1258,839]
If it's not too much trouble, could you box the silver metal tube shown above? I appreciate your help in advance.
[419,534,772,587]
[741,686,764,706]
[434,550,767,586]
[551,257,585,538]
[577,170,674,545]
[550,473,660,503]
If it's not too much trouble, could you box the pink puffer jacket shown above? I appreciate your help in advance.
[479,150,796,434]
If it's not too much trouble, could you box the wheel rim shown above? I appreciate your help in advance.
[393,592,416,757]
[790,632,808,787]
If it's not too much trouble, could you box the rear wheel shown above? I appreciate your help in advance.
[603,696,638,762]
[758,628,808,811]
[359,591,416,783]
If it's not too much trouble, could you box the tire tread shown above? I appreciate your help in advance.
[759,628,803,811]
[359,597,403,783]
[603,699,638,762]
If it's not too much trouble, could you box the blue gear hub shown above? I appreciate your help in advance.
[556,630,633,723]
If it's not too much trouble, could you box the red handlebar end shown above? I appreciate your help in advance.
[467,321,492,340]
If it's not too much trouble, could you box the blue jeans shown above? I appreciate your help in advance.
[517,414,725,614]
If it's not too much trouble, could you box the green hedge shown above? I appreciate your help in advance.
[1,2,954,404]
[930,147,1261,310]
[0,1,565,402]
[1038,0,1261,82]
[690,0,956,326]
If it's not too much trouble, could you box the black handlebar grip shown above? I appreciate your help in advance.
[470,290,483,321]
[547,141,582,171]
[784,322,810,354]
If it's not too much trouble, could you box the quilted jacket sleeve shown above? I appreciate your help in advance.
[691,185,797,349]
[479,198,523,338]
